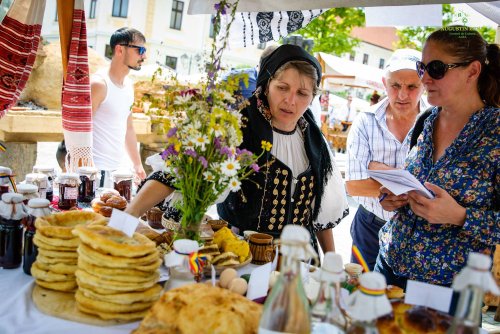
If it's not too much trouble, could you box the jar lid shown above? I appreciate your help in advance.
[111,170,134,178]
[2,192,24,204]
[33,165,55,173]
[16,183,38,194]
[77,166,99,175]
[58,172,80,181]
[25,173,48,182]
[0,166,12,175]
[28,198,50,208]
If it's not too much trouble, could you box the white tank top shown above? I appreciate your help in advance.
[92,69,134,170]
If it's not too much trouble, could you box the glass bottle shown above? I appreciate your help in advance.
[259,225,318,334]
[0,193,28,269]
[16,183,39,204]
[311,252,348,333]
[345,272,392,334]
[111,170,133,202]
[0,166,15,196]
[447,252,500,334]
[56,173,80,210]
[77,166,98,203]
[164,239,202,291]
[25,173,49,201]
[32,166,56,202]
[23,198,51,275]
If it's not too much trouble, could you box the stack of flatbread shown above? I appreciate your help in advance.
[72,224,163,321]
[31,211,106,292]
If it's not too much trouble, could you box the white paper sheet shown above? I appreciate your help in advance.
[368,169,434,198]
[246,262,272,301]
[108,208,140,237]
[404,280,453,313]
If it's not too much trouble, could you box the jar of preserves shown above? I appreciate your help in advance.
[0,193,28,269]
[111,170,134,202]
[25,173,49,201]
[77,167,99,203]
[32,166,56,202]
[56,173,80,210]
[16,183,39,204]
[0,166,15,196]
[23,198,51,275]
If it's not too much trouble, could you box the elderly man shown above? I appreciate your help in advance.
[346,49,428,270]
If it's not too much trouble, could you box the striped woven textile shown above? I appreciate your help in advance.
[0,0,46,117]
[59,0,94,171]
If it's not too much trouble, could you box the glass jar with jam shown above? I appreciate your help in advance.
[0,166,15,196]
[32,166,56,202]
[23,198,51,275]
[111,170,134,202]
[77,167,99,203]
[25,173,49,201]
[0,193,28,269]
[16,183,39,204]
[56,173,80,210]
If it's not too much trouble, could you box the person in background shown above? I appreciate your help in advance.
[126,44,349,254]
[370,90,381,105]
[376,26,499,288]
[345,49,427,270]
[338,95,355,131]
[91,27,147,187]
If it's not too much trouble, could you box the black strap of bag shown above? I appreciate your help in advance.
[410,108,435,150]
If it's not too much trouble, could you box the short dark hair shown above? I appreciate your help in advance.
[109,27,146,56]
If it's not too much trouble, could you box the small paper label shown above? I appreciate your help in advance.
[64,187,78,200]
[247,262,272,301]
[108,208,140,237]
[404,280,453,313]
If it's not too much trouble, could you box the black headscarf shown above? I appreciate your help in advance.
[251,44,332,222]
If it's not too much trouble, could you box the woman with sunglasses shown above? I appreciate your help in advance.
[375,26,499,288]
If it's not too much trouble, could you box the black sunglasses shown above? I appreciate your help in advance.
[119,44,146,56]
[416,60,471,80]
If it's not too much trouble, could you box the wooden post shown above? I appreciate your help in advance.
[0,142,37,182]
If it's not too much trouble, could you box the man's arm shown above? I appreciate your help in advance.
[91,77,107,115]
[125,114,146,180]
[346,161,395,197]
[126,179,173,217]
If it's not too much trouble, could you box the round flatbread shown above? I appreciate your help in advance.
[73,225,155,258]
[78,284,162,305]
[36,279,77,292]
[77,258,158,283]
[38,248,78,259]
[36,253,78,265]
[77,247,162,271]
[75,269,158,292]
[77,243,159,267]
[35,211,106,239]
[34,233,79,249]
[31,261,76,282]
[76,303,148,321]
[75,290,154,313]
[35,261,77,275]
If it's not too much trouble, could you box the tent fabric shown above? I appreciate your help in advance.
[0,0,45,117]
[225,9,324,47]
[467,1,500,24]
[59,0,94,171]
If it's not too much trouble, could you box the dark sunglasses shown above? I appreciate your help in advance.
[119,44,146,56]
[416,60,471,80]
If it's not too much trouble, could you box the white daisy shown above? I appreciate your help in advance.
[203,171,215,182]
[174,93,194,105]
[220,158,240,177]
[193,134,209,150]
[228,177,241,191]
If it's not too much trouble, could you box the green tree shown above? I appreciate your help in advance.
[292,8,365,54]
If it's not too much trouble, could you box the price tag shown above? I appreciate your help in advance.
[108,208,139,237]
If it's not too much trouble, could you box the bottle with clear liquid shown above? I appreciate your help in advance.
[259,225,318,334]
[345,272,392,334]
[311,252,348,333]
[447,252,500,334]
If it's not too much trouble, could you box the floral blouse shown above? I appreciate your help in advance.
[379,106,500,286]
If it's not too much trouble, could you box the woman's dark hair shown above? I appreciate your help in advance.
[109,27,146,55]
[426,26,500,107]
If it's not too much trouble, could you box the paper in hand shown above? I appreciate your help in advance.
[368,169,434,198]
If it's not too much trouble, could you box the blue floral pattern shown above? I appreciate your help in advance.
[379,106,500,286]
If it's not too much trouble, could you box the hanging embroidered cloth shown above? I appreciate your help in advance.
[58,0,93,171]
[0,0,46,116]
[221,9,325,48]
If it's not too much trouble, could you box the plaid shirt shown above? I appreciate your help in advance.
[346,97,428,220]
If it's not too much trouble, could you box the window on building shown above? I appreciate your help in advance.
[165,56,178,70]
[349,52,355,61]
[170,1,184,30]
[362,53,369,65]
[208,14,215,38]
[379,58,385,69]
[89,0,97,19]
[105,44,113,59]
[112,0,128,18]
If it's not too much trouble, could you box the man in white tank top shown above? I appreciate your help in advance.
[91,27,147,187]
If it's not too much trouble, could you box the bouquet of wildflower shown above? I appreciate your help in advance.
[159,0,270,240]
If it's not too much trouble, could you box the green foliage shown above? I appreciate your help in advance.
[292,8,365,54]
[476,27,496,44]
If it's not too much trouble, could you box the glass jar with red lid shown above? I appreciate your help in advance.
[77,167,99,203]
